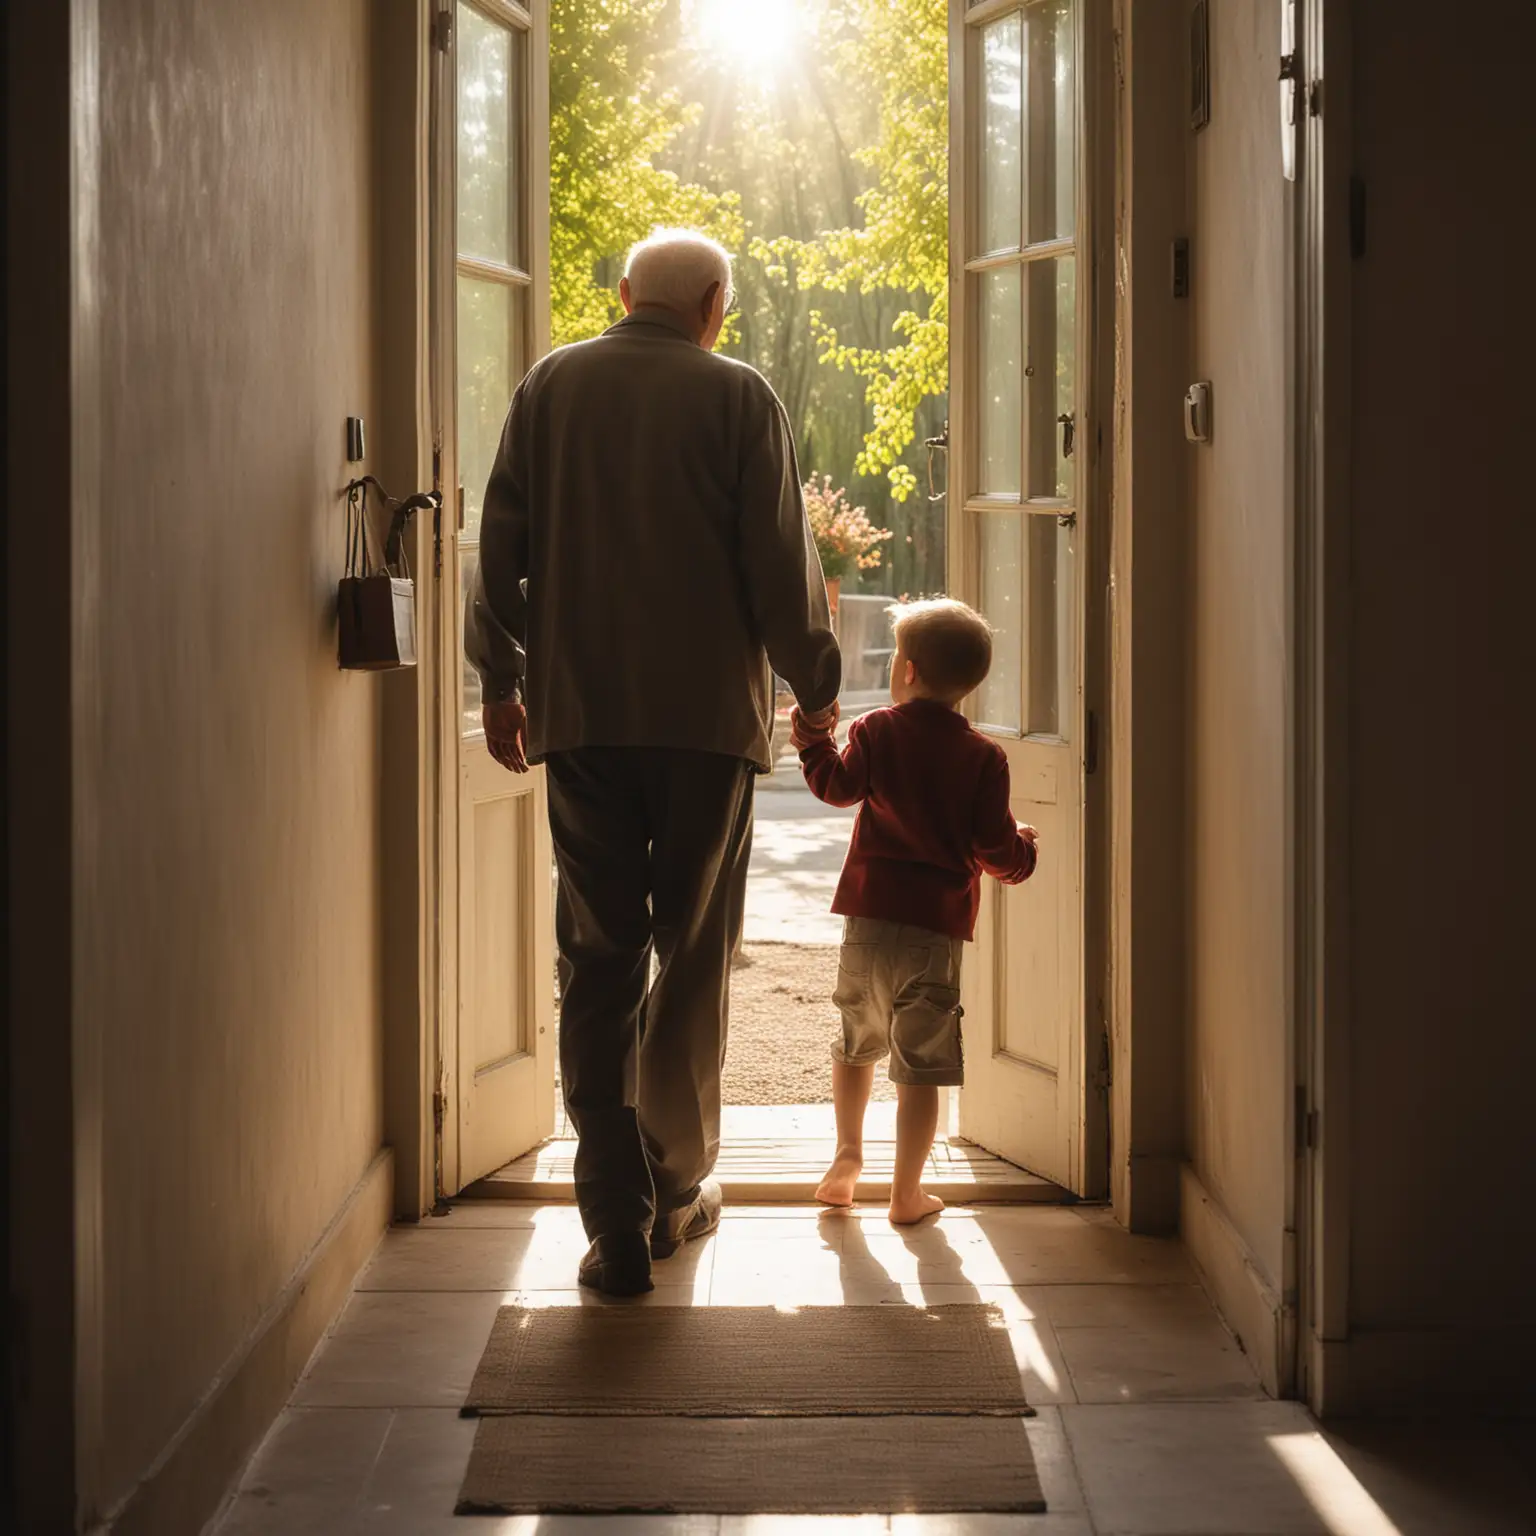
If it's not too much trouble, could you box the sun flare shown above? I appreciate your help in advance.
[692,0,805,78]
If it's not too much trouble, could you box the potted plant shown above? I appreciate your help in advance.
[802,475,893,628]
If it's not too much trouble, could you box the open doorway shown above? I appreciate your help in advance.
[434,0,1105,1209]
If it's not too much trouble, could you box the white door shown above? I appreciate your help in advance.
[948,0,1102,1195]
[436,0,555,1194]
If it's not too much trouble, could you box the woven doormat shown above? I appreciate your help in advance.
[462,1304,1032,1417]
[457,1413,1045,1515]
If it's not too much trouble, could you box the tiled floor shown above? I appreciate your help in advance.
[216,1202,1536,1535]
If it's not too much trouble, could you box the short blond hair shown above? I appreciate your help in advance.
[890,598,993,702]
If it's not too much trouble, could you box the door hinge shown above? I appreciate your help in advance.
[1085,709,1099,775]
[432,8,453,53]
[1294,1086,1319,1151]
[433,1086,447,1133]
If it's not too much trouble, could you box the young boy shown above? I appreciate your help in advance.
[790,598,1038,1224]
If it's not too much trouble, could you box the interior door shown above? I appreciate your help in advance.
[949,0,1096,1193]
[437,0,554,1194]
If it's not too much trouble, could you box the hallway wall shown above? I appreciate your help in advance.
[1332,0,1536,1410]
[82,0,389,1518]
[1179,0,1293,1376]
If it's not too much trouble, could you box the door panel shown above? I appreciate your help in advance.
[950,0,1092,1193]
[439,0,553,1194]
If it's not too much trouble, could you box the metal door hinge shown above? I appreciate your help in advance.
[432,8,453,52]
[433,1086,447,1132]
[1294,1086,1319,1151]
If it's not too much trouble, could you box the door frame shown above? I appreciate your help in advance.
[946,0,1114,1201]
[1292,0,1353,1416]
[426,0,554,1200]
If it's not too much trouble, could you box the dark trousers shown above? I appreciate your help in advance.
[544,747,754,1239]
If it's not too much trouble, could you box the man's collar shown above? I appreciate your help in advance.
[606,306,700,344]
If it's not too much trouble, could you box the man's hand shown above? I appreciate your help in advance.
[1019,823,1040,849]
[483,699,528,774]
[790,701,840,752]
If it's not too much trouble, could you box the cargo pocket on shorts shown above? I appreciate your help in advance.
[892,940,964,1081]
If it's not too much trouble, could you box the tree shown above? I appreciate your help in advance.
[753,0,948,505]
[549,0,741,348]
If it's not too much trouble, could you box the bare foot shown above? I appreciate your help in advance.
[816,1150,863,1207]
[888,1189,945,1225]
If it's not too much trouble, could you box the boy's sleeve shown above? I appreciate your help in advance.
[798,714,872,808]
[974,751,1037,884]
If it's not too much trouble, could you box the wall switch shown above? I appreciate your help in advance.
[345,416,365,463]
[1184,382,1212,443]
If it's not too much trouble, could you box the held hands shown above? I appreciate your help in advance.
[483,699,529,774]
[790,701,840,752]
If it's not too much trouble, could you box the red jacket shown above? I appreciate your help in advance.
[795,700,1037,941]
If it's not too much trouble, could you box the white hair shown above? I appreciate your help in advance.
[623,227,734,313]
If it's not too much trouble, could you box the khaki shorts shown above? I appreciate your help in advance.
[831,916,965,1086]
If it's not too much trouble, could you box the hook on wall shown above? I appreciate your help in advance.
[344,476,443,571]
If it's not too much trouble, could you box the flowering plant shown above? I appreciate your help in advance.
[802,475,893,582]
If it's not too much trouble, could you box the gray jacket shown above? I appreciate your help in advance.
[465,309,842,772]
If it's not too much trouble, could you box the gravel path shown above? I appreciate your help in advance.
[723,941,896,1106]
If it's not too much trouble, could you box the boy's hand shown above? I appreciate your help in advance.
[1018,823,1039,849]
[791,701,839,751]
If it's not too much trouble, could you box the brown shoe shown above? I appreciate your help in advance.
[577,1233,654,1296]
[651,1178,723,1259]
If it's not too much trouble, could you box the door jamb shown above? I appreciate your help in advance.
[1292,0,1353,1414]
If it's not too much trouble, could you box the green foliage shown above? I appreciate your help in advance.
[754,0,948,501]
[549,0,741,348]
[546,0,949,602]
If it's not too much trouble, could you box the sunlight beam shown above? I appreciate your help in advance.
[1267,1432,1407,1536]
[690,0,805,79]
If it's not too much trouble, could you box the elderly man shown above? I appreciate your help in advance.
[466,229,841,1296]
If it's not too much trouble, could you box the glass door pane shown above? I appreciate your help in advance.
[456,278,524,541]
[1025,255,1075,501]
[979,13,1023,255]
[1025,0,1075,245]
[1023,515,1073,736]
[975,513,1023,732]
[457,4,523,268]
[456,3,527,736]
[977,266,1022,496]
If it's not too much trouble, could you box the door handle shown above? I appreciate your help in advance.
[1057,412,1075,460]
[924,421,949,503]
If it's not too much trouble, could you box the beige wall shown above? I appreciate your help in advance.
[80,0,388,1511]
[1182,0,1292,1291]
[1336,0,1536,1398]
